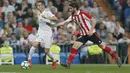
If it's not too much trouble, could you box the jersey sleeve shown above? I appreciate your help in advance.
[46,9,55,18]
[81,11,92,20]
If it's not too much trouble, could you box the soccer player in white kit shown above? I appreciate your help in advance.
[28,1,58,69]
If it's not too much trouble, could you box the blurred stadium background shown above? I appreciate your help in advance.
[0,0,130,72]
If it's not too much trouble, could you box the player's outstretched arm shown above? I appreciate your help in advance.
[56,16,72,27]
[49,16,58,21]
[40,15,58,25]
[47,16,58,26]
[56,20,69,26]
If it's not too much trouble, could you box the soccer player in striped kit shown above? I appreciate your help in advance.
[57,2,122,69]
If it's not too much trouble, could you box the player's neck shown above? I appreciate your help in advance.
[73,10,78,15]
[40,8,45,13]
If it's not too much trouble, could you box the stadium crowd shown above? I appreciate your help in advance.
[0,0,130,64]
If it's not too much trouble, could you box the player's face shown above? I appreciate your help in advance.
[36,2,45,12]
[69,6,75,14]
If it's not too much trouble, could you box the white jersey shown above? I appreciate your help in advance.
[37,8,54,36]
[35,8,55,48]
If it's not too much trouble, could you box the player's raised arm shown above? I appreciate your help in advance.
[49,16,58,21]
[81,11,96,30]
[41,9,58,21]
[81,11,96,36]
[40,9,58,25]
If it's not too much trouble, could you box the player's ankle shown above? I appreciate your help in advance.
[67,61,71,64]
[28,59,31,62]
[28,58,31,60]
[53,60,58,62]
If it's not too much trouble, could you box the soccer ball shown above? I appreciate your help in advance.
[21,61,30,69]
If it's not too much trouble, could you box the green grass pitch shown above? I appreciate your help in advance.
[0,64,130,73]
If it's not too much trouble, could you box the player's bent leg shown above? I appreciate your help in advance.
[60,41,83,69]
[98,42,122,67]
[67,41,83,64]
[72,41,83,49]
[44,48,57,69]
[28,41,39,68]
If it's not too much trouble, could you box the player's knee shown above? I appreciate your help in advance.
[98,42,105,49]
[72,41,83,49]
[44,49,49,54]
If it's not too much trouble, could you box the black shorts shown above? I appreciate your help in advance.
[77,32,102,45]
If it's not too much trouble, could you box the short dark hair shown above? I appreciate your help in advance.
[35,1,45,6]
[69,2,79,10]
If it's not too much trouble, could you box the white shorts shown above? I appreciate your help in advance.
[35,34,53,49]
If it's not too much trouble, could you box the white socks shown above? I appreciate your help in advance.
[47,52,55,62]
[28,46,55,62]
[28,46,36,60]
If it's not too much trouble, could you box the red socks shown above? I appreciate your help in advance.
[104,46,118,59]
[67,46,118,64]
[67,48,78,64]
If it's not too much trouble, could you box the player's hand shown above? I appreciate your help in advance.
[41,15,47,19]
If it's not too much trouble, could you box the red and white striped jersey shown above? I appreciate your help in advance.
[67,10,95,36]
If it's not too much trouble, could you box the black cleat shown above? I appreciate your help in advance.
[116,57,122,67]
[60,62,70,69]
